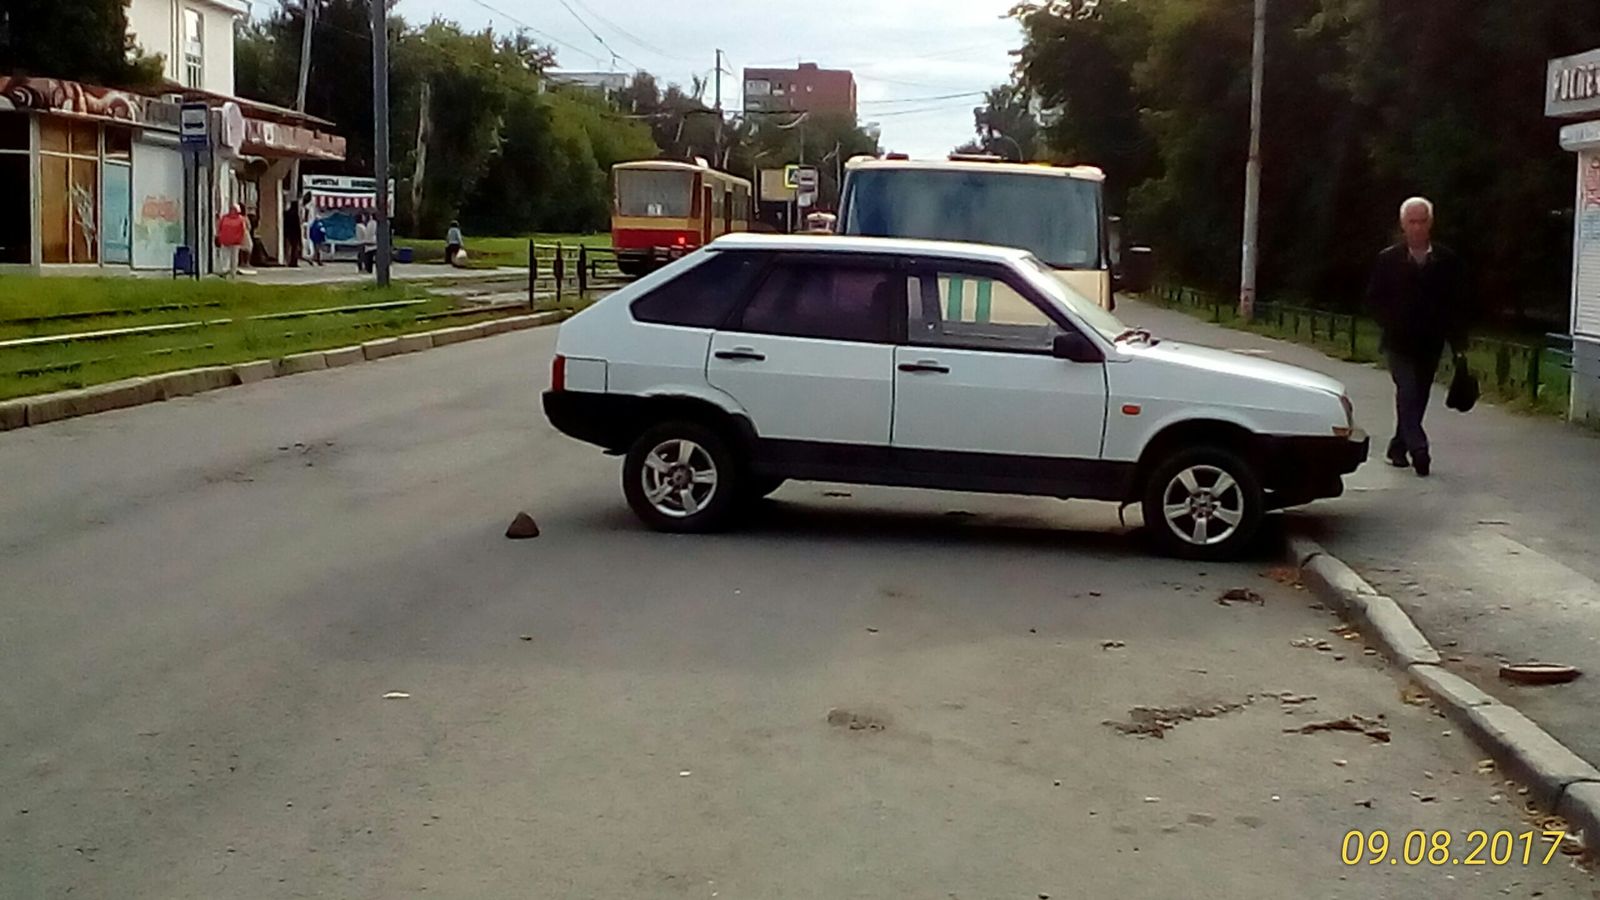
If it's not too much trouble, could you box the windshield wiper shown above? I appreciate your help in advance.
[1113,328,1155,344]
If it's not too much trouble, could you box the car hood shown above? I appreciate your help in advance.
[1122,340,1345,396]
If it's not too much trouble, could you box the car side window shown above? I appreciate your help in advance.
[630,251,769,328]
[733,261,899,343]
[906,266,1068,353]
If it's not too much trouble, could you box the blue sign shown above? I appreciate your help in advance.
[180,103,209,148]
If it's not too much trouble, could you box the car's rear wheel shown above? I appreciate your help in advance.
[623,422,740,532]
[1142,445,1264,560]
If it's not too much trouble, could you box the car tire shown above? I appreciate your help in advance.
[623,421,741,533]
[1141,444,1264,561]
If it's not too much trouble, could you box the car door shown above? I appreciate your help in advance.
[707,255,899,454]
[891,259,1108,474]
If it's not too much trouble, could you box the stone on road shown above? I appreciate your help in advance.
[0,326,1590,898]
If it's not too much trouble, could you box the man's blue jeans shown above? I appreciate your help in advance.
[1387,350,1442,457]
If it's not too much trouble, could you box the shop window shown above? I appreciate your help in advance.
[70,158,100,264]
[0,154,30,264]
[0,113,27,151]
[69,120,99,156]
[39,117,68,154]
[41,155,70,263]
[105,127,132,162]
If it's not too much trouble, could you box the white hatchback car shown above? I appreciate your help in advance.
[544,234,1368,559]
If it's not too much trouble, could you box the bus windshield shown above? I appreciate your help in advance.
[841,168,1103,269]
[617,169,694,217]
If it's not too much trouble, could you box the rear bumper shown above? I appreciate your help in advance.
[1262,430,1369,509]
[544,390,632,452]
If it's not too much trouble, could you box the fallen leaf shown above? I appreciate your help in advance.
[1284,715,1391,743]
[519,635,534,642]
[382,691,410,700]
[1333,759,1348,767]
[1400,687,1432,706]
[1411,791,1437,803]
[1218,588,1264,606]
[1264,566,1300,585]
[1355,799,1374,808]
[1100,640,1126,651]
[1278,693,1316,705]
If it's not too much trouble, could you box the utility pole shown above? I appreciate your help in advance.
[714,49,723,167]
[292,0,316,220]
[1239,0,1265,321]
[371,0,391,286]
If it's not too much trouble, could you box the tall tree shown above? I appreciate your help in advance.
[0,0,162,86]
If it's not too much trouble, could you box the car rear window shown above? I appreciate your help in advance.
[734,261,899,343]
[629,251,770,328]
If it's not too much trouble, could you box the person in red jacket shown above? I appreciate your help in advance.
[216,205,248,278]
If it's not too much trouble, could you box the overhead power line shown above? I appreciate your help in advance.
[860,91,985,105]
[457,0,601,64]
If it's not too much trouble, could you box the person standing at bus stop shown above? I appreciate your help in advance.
[1365,197,1470,477]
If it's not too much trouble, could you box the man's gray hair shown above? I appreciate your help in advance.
[1400,196,1435,220]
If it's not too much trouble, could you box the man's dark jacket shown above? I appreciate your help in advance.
[1365,243,1470,359]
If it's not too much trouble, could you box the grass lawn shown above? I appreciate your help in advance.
[1147,286,1572,417]
[0,275,555,401]
[397,232,612,268]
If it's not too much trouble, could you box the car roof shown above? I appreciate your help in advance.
[708,232,1035,263]
[844,157,1106,183]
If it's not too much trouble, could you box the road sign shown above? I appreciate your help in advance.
[180,103,209,148]
[797,190,816,209]
[784,165,819,190]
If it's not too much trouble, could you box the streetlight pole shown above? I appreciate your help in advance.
[371,0,391,286]
[1239,0,1265,321]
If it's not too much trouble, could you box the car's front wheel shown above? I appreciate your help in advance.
[623,422,740,532]
[1142,445,1264,560]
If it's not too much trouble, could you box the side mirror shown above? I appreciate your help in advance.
[1116,245,1155,295]
[1052,332,1104,363]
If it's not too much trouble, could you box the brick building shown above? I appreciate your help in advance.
[742,63,856,116]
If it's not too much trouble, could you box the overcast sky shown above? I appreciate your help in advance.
[381,0,1025,156]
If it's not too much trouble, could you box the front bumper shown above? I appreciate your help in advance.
[1262,429,1370,509]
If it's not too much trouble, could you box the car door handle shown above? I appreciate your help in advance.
[714,348,766,362]
[898,360,950,374]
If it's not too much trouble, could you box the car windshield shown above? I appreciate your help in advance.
[1018,255,1129,340]
[841,168,1103,269]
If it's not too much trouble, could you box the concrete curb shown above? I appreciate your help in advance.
[1291,536,1600,849]
[0,310,568,433]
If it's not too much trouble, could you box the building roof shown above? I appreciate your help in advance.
[158,82,337,128]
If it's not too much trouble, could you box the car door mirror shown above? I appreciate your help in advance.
[1114,246,1155,295]
[1052,332,1104,363]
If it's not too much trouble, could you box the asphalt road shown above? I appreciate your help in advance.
[1120,299,1600,777]
[1,325,1592,898]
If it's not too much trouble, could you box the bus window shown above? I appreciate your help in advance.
[617,169,693,218]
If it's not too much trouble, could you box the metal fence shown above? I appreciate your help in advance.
[525,242,629,307]
[1151,284,1574,409]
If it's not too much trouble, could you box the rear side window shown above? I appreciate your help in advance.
[630,252,769,328]
[734,261,899,343]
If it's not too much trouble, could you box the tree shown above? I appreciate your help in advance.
[0,0,162,86]
[967,85,1041,161]
[1012,0,1600,326]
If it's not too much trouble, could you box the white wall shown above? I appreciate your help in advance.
[126,0,178,84]
[125,0,242,94]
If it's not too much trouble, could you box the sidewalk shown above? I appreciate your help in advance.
[1119,297,1600,769]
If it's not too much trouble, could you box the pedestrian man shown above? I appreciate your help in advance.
[1365,196,1470,477]
[355,213,377,273]
[445,220,464,267]
[284,200,303,268]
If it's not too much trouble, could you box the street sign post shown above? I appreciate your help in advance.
[179,103,209,149]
